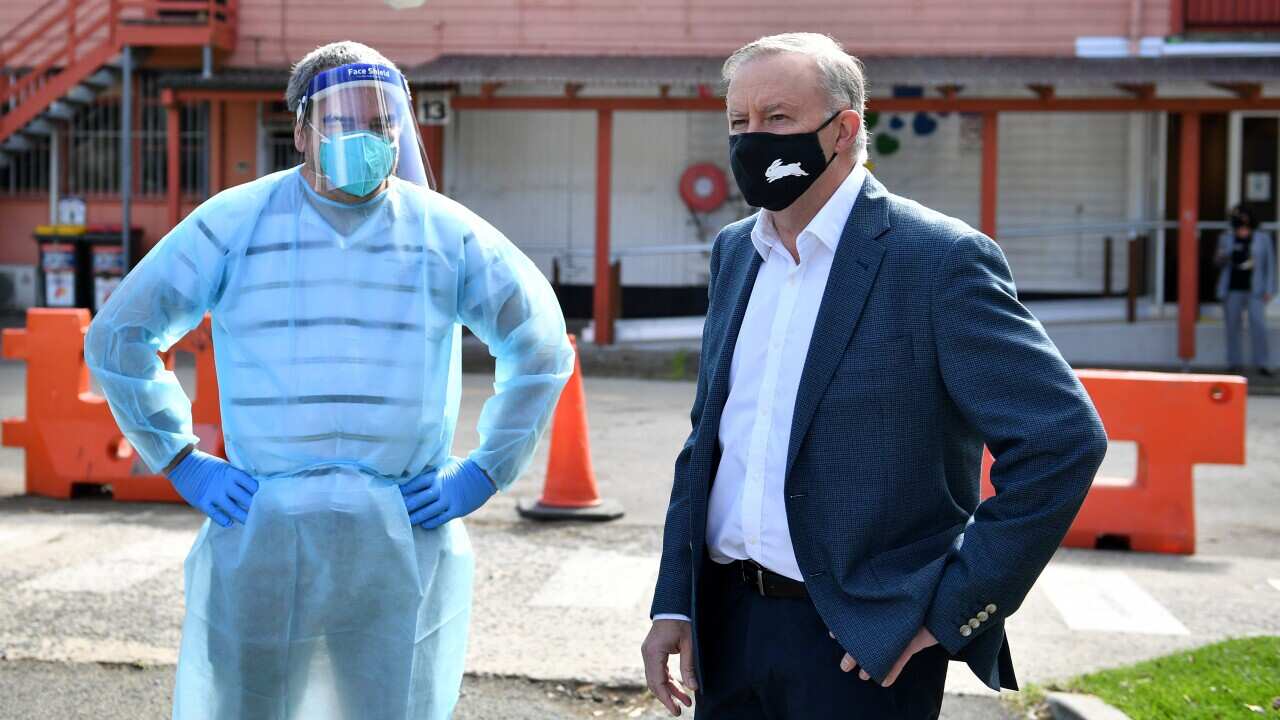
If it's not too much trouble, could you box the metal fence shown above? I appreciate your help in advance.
[518,218,1276,317]
[0,135,49,194]
[261,100,301,174]
[264,126,301,174]
[2,71,209,198]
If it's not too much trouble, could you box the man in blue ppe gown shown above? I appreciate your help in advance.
[85,41,574,719]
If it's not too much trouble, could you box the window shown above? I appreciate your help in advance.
[263,101,302,174]
[0,136,50,195]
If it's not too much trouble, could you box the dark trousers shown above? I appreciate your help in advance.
[694,560,949,720]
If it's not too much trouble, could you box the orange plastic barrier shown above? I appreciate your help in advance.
[517,335,624,521]
[2,308,224,501]
[981,369,1246,554]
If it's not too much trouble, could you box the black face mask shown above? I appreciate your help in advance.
[728,111,842,212]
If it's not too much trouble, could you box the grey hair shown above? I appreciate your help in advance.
[285,41,401,113]
[723,33,869,165]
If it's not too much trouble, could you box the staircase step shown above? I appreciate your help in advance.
[64,85,98,104]
[46,101,76,120]
[83,68,118,89]
[2,134,32,152]
[23,119,55,136]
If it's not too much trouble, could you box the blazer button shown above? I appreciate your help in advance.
[968,618,980,629]
[959,625,972,637]
[977,611,989,622]
[986,604,998,614]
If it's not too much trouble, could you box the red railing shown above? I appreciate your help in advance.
[1185,0,1280,31]
[1,0,112,112]
[0,0,236,140]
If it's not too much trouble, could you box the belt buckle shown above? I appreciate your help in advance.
[755,565,766,596]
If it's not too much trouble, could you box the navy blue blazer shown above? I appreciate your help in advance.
[651,173,1107,691]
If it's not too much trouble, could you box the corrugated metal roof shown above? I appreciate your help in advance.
[408,54,1280,87]
[861,56,1280,85]
[157,69,289,92]
[157,55,1280,91]
[407,55,726,87]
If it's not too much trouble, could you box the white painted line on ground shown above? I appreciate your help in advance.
[1038,566,1189,635]
[528,550,657,609]
[1268,578,1280,594]
[20,531,192,594]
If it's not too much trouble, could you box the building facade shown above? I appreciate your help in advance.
[1,0,1278,357]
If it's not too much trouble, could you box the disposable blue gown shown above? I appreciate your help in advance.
[84,167,574,719]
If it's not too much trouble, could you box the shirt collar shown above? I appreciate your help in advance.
[750,165,867,260]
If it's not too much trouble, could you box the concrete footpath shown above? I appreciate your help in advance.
[1,367,1278,718]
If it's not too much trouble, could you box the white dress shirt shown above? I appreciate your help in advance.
[707,166,866,581]
[653,166,865,623]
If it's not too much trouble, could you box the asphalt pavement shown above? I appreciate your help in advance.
[0,362,1276,718]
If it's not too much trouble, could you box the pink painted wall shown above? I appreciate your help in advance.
[229,0,1173,64]
[2,0,1174,67]
[0,198,199,265]
[0,0,1174,264]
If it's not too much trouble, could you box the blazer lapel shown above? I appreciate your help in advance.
[785,174,892,479]
[706,235,764,414]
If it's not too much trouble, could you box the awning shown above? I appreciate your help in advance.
[407,54,725,87]
[406,53,1280,89]
[157,54,1280,93]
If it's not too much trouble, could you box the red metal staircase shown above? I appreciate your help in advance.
[0,0,236,163]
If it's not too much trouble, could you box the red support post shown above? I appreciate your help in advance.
[419,124,445,191]
[163,89,181,230]
[1177,112,1200,361]
[593,109,614,346]
[131,69,142,197]
[981,111,998,240]
[209,100,223,193]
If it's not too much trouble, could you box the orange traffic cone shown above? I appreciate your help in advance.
[517,335,624,522]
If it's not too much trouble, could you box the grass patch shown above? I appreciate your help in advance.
[667,349,689,380]
[1052,636,1280,719]
[1004,682,1048,712]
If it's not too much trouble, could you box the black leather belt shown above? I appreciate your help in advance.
[735,559,807,599]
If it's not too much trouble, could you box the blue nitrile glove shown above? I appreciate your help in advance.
[167,449,260,528]
[400,457,496,530]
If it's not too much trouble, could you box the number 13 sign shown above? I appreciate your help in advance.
[417,93,451,126]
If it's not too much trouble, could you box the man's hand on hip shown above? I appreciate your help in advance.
[835,626,938,687]
[166,449,258,528]
[400,457,496,529]
[641,619,697,716]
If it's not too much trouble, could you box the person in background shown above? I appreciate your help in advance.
[85,40,573,720]
[1217,204,1276,377]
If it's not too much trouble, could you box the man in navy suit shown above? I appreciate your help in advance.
[641,33,1107,719]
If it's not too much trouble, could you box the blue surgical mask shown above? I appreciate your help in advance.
[317,131,395,197]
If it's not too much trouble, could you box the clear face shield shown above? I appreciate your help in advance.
[295,63,435,197]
